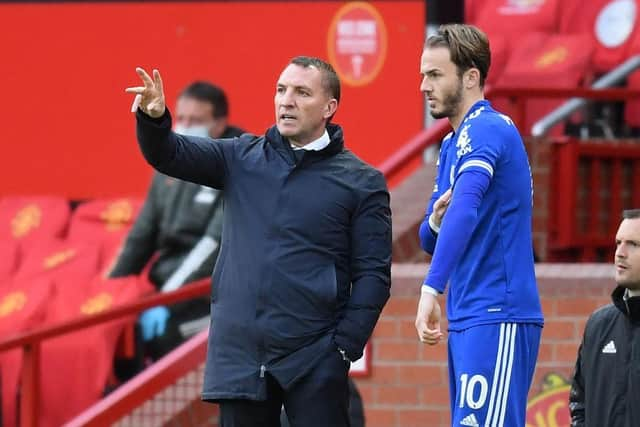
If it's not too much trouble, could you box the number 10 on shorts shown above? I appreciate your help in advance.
[459,373,489,409]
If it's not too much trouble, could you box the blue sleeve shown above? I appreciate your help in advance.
[418,144,447,254]
[422,169,491,292]
[454,120,502,179]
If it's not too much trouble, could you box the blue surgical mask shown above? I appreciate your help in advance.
[174,124,211,138]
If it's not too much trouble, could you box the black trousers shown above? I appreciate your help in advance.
[219,348,351,427]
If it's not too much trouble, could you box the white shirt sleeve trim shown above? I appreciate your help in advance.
[421,285,440,296]
[457,159,494,177]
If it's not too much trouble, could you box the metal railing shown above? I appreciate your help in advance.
[532,55,640,137]
[0,279,210,427]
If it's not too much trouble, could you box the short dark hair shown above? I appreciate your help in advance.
[425,24,491,87]
[290,56,341,103]
[179,81,229,119]
[623,209,640,219]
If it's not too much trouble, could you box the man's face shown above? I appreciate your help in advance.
[274,64,336,146]
[175,97,222,138]
[614,217,640,290]
[420,47,463,120]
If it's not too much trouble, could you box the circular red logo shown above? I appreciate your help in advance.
[328,2,388,87]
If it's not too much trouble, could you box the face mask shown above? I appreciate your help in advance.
[174,124,211,138]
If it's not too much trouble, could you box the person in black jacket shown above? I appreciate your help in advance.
[125,57,392,427]
[570,208,640,427]
[110,81,244,361]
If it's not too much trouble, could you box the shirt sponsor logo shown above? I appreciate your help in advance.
[456,125,473,158]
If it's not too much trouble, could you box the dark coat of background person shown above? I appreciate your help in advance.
[569,285,640,427]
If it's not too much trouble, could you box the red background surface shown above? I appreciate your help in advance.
[0,1,424,198]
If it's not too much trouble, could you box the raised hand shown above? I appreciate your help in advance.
[125,67,166,118]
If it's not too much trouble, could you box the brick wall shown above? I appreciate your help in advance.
[354,263,613,427]
[525,138,553,261]
[162,263,612,426]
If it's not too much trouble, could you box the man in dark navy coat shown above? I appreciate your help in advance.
[126,56,392,427]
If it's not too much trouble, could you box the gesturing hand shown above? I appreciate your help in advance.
[125,67,166,118]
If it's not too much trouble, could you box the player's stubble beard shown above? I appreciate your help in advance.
[430,77,463,120]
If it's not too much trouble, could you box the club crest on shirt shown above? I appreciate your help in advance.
[456,124,473,158]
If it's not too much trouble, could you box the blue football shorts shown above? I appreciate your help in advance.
[447,322,542,427]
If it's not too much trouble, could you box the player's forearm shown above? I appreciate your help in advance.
[423,170,490,291]
[418,215,438,254]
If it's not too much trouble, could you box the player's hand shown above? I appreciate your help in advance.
[415,291,443,345]
[125,67,166,118]
[430,188,452,230]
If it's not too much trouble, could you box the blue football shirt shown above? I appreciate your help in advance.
[419,100,543,331]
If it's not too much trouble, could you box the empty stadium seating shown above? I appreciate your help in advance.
[0,196,70,251]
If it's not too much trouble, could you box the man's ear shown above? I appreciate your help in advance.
[324,99,338,120]
[464,68,480,89]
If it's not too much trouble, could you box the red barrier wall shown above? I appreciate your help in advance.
[0,1,424,199]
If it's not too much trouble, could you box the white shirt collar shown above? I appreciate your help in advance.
[627,288,640,298]
[291,130,330,151]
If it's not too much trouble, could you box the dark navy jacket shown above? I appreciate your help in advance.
[135,110,392,401]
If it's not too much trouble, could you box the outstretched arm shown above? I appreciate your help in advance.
[125,67,231,189]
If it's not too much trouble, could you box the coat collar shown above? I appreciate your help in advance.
[265,123,344,160]
[612,285,640,322]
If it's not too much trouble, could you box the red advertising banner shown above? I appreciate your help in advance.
[0,1,424,199]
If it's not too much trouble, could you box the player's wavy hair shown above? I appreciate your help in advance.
[425,24,491,88]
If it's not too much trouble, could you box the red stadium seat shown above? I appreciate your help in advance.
[0,196,70,250]
[14,239,103,284]
[66,198,142,271]
[0,277,54,427]
[494,32,594,135]
[624,27,640,129]
[560,0,640,74]
[464,0,482,24]
[472,0,562,50]
[37,275,153,427]
[0,240,20,285]
[67,198,141,242]
[486,34,510,86]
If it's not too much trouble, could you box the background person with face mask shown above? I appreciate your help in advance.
[108,81,245,363]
